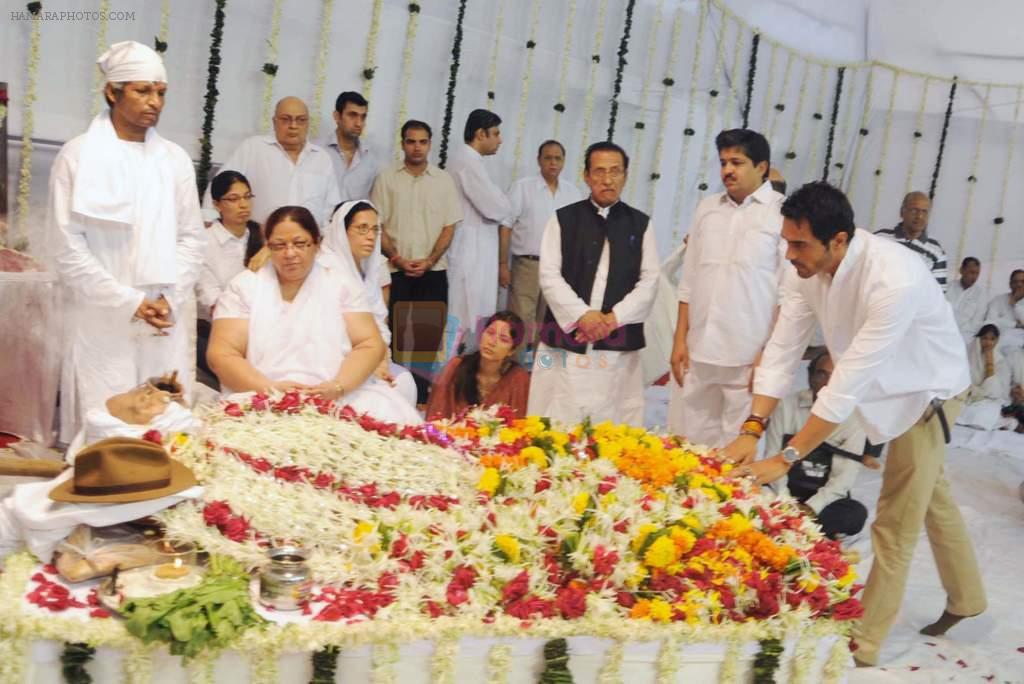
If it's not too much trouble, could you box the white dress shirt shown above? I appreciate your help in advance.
[763,389,865,514]
[754,229,971,444]
[202,136,340,226]
[983,292,1024,331]
[324,136,378,202]
[946,279,988,340]
[196,221,248,319]
[677,181,787,367]
[506,175,583,256]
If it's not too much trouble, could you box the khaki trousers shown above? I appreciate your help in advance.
[853,395,986,665]
[508,256,546,345]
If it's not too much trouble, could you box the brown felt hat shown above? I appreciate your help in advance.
[49,437,197,503]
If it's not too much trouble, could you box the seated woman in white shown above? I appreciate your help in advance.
[957,323,1011,430]
[322,200,418,408]
[207,205,421,425]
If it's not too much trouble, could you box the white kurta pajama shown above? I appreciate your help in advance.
[214,261,421,425]
[446,144,514,339]
[945,279,987,342]
[983,292,1024,351]
[671,181,787,447]
[528,204,659,427]
[49,110,205,443]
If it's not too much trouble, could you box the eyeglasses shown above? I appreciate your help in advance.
[349,225,380,237]
[904,208,929,216]
[589,168,625,181]
[219,193,254,204]
[276,115,309,126]
[267,239,314,252]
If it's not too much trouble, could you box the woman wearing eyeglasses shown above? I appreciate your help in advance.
[207,205,420,424]
[196,171,264,386]
[322,200,418,409]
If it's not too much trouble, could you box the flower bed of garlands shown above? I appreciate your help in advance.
[0,392,860,683]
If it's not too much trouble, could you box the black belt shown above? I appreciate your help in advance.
[515,254,540,261]
[923,398,951,444]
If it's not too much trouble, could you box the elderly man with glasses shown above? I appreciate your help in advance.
[874,191,948,292]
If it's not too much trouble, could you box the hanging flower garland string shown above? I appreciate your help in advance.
[308,0,336,139]
[725,20,746,129]
[578,0,610,180]
[260,0,283,132]
[551,0,577,138]
[486,0,505,106]
[929,77,957,199]
[360,0,384,101]
[831,65,858,184]
[954,83,992,266]
[780,58,813,174]
[867,69,901,230]
[486,644,512,684]
[767,49,794,143]
[15,0,42,251]
[668,0,706,228]
[802,63,831,180]
[988,83,1022,289]
[196,0,227,195]
[757,42,778,133]
[903,76,931,194]
[649,5,685,222]
[624,0,664,201]
[511,0,543,179]
[394,2,422,158]
[438,0,468,168]
[694,7,730,195]
[741,32,760,128]
[845,66,875,198]
[821,66,845,181]
[91,0,111,116]
[606,0,638,141]
[154,0,170,52]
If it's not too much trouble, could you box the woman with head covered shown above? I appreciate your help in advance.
[207,206,420,424]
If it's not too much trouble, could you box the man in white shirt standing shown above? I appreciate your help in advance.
[983,268,1024,350]
[48,41,205,442]
[725,181,985,667]
[203,96,339,226]
[325,91,378,202]
[946,256,987,342]
[669,129,786,447]
[529,142,659,426]
[499,139,583,346]
[446,109,514,343]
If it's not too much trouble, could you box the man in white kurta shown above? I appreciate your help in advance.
[446,109,514,342]
[202,97,339,226]
[529,142,659,427]
[48,41,205,443]
[983,269,1024,351]
[499,140,583,344]
[670,129,786,447]
[945,256,987,342]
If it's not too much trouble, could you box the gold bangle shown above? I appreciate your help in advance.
[741,420,765,435]
[740,429,762,440]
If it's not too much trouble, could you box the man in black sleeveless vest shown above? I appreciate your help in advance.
[528,142,659,426]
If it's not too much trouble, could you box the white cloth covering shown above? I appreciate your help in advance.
[505,175,583,256]
[946,279,988,341]
[196,221,249,319]
[64,401,201,465]
[763,388,866,514]
[983,292,1024,351]
[754,229,971,445]
[96,40,166,83]
[957,338,1011,430]
[49,114,205,443]
[446,144,514,334]
[671,361,752,448]
[528,205,659,426]
[325,137,379,202]
[214,261,420,424]
[202,136,340,226]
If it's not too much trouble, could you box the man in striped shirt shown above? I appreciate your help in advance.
[875,192,948,291]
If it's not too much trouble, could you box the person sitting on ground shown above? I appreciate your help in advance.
[762,350,872,540]
[983,269,1024,351]
[425,311,531,420]
[956,323,1010,430]
[321,199,417,408]
[207,205,420,424]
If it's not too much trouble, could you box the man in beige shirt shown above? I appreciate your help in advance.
[371,120,462,403]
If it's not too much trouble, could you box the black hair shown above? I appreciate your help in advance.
[335,91,368,114]
[583,141,629,172]
[464,109,502,144]
[977,323,1000,339]
[808,348,832,376]
[538,139,566,157]
[451,311,525,406]
[715,128,771,181]
[264,205,321,244]
[1011,269,1024,282]
[401,119,433,140]
[781,181,856,246]
[343,201,377,229]
[770,178,787,195]
[961,256,980,269]
[210,170,264,267]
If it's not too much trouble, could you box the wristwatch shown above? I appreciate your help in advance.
[781,445,801,466]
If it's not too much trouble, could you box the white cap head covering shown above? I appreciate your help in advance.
[321,200,390,333]
[97,40,167,84]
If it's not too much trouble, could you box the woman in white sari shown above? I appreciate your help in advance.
[207,205,420,424]
[957,323,1011,430]
[322,200,418,407]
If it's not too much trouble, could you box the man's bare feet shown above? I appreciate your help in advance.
[919,609,982,636]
